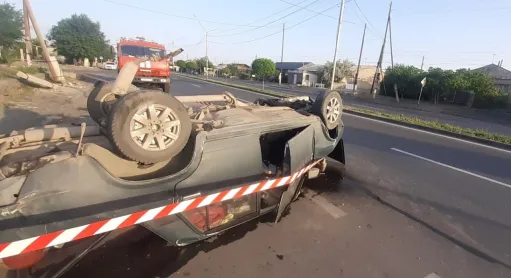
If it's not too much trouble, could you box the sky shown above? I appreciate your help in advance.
[7,0,511,70]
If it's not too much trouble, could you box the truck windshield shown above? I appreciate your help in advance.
[120,45,165,58]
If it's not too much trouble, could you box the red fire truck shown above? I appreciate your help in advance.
[117,37,171,93]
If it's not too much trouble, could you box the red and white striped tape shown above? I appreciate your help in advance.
[0,161,319,259]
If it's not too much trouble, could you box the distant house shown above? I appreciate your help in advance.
[217,63,251,72]
[472,64,511,93]
[275,62,323,87]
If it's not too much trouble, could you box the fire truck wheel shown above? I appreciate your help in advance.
[311,90,343,130]
[87,81,138,125]
[107,90,191,163]
[162,82,171,94]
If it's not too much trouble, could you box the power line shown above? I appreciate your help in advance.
[209,0,322,37]
[210,2,340,45]
[279,0,359,24]
[212,0,310,35]
[280,0,336,19]
[103,0,280,28]
[352,0,380,36]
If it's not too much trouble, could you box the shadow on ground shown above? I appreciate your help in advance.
[0,105,94,135]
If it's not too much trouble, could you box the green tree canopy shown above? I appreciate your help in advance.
[382,64,507,109]
[227,64,240,76]
[322,59,355,84]
[0,3,23,49]
[195,57,214,73]
[251,58,275,79]
[175,60,186,68]
[48,14,111,62]
[185,60,198,70]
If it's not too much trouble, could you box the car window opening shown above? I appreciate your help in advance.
[259,128,306,176]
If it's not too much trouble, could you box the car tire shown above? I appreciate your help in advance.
[107,90,191,164]
[87,81,138,125]
[162,82,171,94]
[311,90,343,130]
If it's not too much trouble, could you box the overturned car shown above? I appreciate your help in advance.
[0,55,345,275]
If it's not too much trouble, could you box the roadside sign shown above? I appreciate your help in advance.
[421,77,427,87]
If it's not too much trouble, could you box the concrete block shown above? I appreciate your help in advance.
[16,71,54,88]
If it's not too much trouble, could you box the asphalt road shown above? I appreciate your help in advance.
[171,74,511,271]
[26,68,511,278]
[198,75,511,137]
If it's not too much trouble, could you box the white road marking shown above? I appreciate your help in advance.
[179,75,511,155]
[391,148,511,189]
[178,74,272,97]
[304,190,347,219]
[236,98,251,103]
[190,84,201,88]
[424,273,442,278]
[345,113,511,155]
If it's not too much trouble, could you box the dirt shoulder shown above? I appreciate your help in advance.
[0,74,94,134]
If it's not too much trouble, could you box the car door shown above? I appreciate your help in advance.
[275,125,315,222]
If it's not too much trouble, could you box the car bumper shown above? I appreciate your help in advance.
[133,77,170,84]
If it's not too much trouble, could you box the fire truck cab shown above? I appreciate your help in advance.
[117,37,171,93]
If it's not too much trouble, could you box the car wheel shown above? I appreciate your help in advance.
[87,81,138,125]
[311,90,342,130]
[162,82,171,94]
[107,90,191,163]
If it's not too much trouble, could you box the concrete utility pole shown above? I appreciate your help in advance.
[205,32,209,79]
[279,23,285,85]
[420,55,425,70]
[370,1,392,98]
[193,15,216,80]
[330,0,346,90]
[24,0,63,82]
[23,0,32,66]
[389,12,394,69]
[353,23,366,93]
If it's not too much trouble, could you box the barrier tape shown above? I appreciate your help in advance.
[0,160,319,259]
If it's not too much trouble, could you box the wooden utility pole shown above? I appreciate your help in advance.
[353,23,366,93]
[370,1,392,98]
[23,0,32,65]
[420,55,425,70]
[24,0,63,82]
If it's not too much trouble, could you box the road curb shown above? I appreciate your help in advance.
[344,109,511,151]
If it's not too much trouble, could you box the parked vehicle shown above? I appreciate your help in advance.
[0,55,345,277]
[117,38,173,93]
[102,62,117,70]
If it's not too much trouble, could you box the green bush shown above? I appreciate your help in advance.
[382,64,508,109]
[239,72,250,80]
[15,65,47,74]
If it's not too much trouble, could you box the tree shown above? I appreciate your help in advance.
[48,14,111,63]
[322,59,355,85]
[227,64,239,76]
[0,3,23,50]
[382,64,424,98]
[185,60,198,71]
[175,60,187,72]
[195,57,214,73]
[251,58,275,80]
[218,66,231,77]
